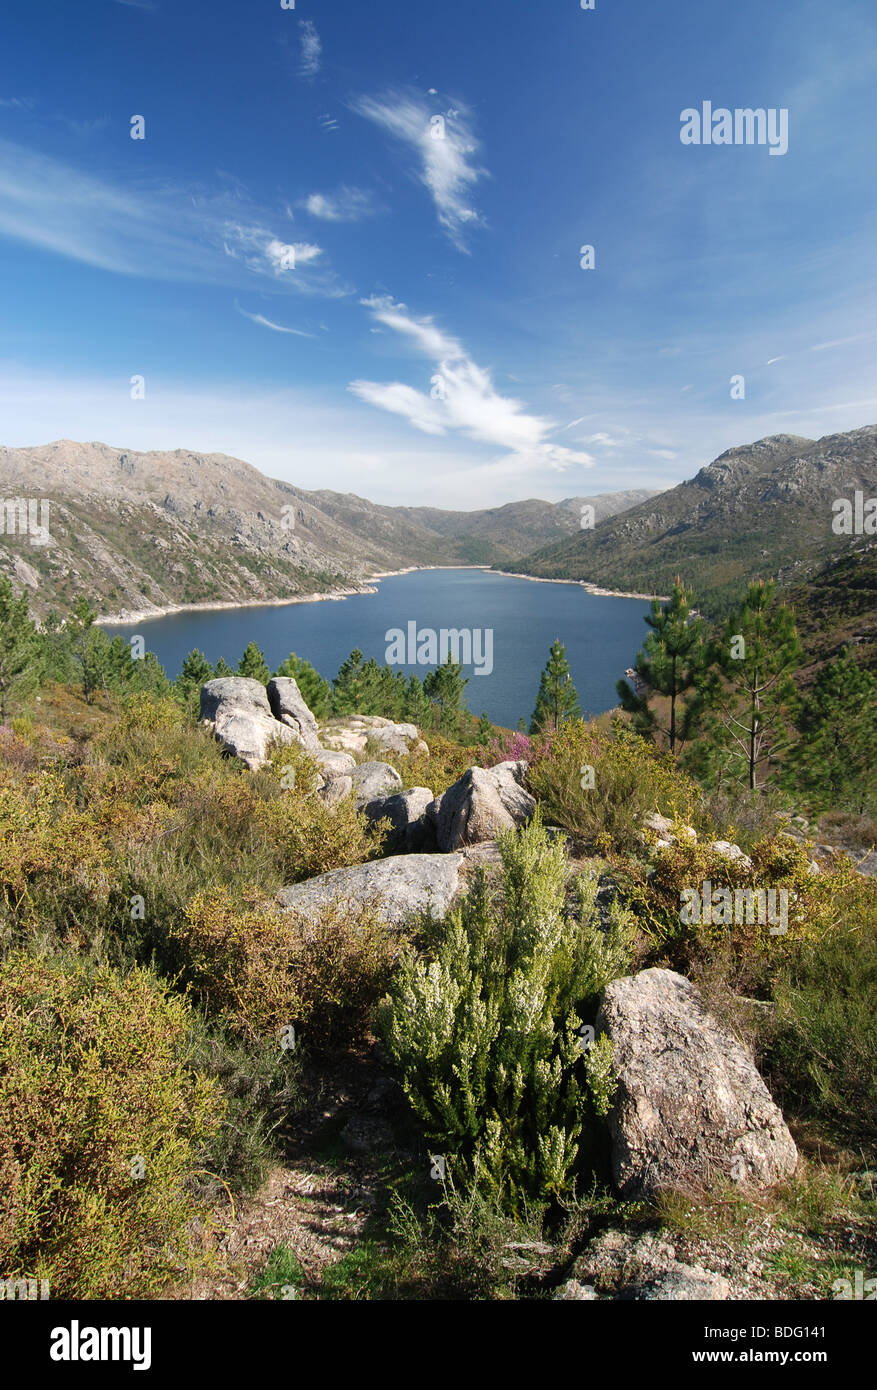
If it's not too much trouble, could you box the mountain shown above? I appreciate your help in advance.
[786,541,877,681]
[503,426,877,614]
[301,488,659,567]
[0,439,658,619]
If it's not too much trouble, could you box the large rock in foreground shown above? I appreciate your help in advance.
[277,854,464,928]
[427,760,535,851]
[267,677,321,752]
[200,677,297,771]
[597,968,797,1198]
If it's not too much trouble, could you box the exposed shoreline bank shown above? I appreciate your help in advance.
[99,584,377,626]
[489,569,668,601]
[98,564,663,625]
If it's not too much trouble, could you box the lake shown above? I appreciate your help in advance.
[103,569,652,729]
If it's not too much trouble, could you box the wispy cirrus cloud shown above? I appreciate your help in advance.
[299,20,322,77]
[352,89,486,250]
[303,187,376,222]
[0,137,348,296]
[350,296,592,474]
[235,303,316,337]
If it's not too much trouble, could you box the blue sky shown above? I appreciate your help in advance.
[1,0,876,506]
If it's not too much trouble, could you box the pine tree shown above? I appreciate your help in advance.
[237,642,271,684]
[64,595,102,704]
[0,577,42,720]
[212,656,234,678]
[697,579,802,791]
[782,648,877,813]
[616,580,705,756]
[274,652,332,718]
[179,648,213,693]
[402,673,432,728]
[476,711,495,746]
[530,639,581,734]
[333,648,366,714]
[176,649,213,708]
[423,653,468,731]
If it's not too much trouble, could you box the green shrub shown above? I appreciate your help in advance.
[185,1017,303,1198]
[625,831,827,981]
[173,886,400,1053]
[255,777,385,884]
[526,719,698,854]
[379,811,632,1212]
[0,951,224,1298]
[765,894,877,1148]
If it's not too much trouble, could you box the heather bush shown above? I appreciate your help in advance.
[172,886,400,1053]
[0,951,224,1298]
[526,718,699,853]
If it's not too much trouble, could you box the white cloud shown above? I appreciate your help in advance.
[809,333,874,352]
[350,296,593,473]
[235,304,315,337]
[0,137,348,296]
[303,187,376,222]
[299,20,321,77]
[582,432,623,446]
[352,89,486,250]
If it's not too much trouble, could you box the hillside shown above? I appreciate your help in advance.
[504,426,877,615]
[0,440,657,620]
[787,541,877,681]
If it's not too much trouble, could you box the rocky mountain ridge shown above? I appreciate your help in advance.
[0,438,658,619]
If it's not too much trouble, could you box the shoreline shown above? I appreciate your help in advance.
[99,564,664,625]
[489,569,668,601]
[99,584,377,626]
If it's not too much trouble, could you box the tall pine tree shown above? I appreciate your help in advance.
[530,640,581,734]
[616,580,705,757]
[423,653,468,731]
[237,642,271,684]
[697,579,801,791]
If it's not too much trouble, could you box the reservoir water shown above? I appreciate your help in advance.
[103,568,652,730]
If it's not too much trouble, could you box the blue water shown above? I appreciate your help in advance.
[103,569,651,729]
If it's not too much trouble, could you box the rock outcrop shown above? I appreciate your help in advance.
[277,854,464,929]
[597,968,797,1198]
[320,715,428,757]
[267,677,321,751]
[200,677,297,770]
[427,761,535,851]
[350,761,404,806]
[363,788,435,852]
